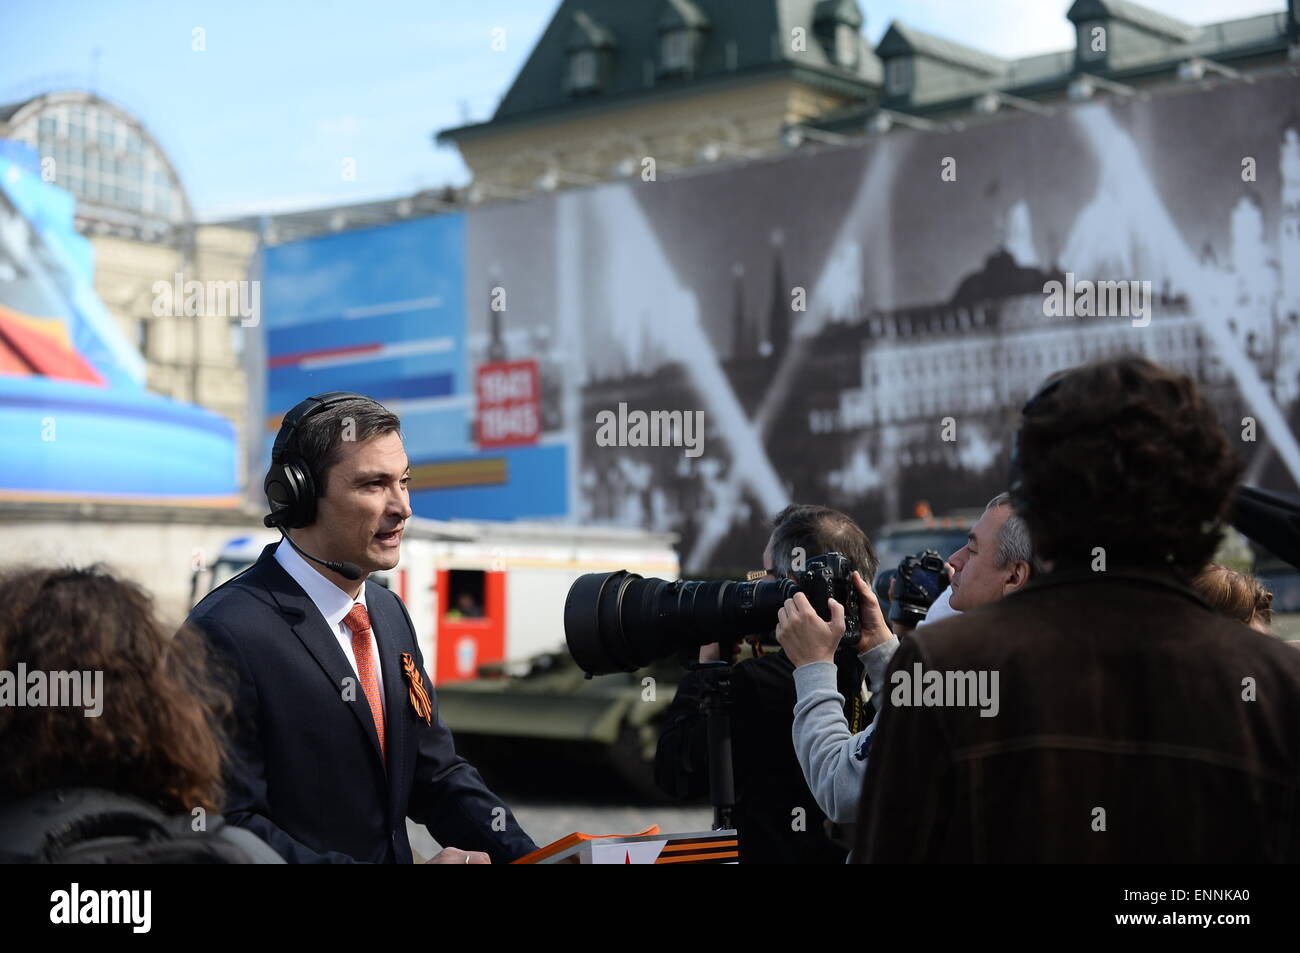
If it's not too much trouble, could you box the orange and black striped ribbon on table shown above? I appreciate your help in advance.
[654,834,740,864]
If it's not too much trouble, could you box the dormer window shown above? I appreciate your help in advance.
[657,0,708,76]
[569,49,599,91]
[1067,1,1198,72]
[565,11,615,95]
[661,29,691,72]
[835,23,860,68]
[1077,19,1106,62]
[814,0,865,70]
[885,57,912,95]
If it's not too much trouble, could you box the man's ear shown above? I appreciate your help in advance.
[1004,560,1031,593]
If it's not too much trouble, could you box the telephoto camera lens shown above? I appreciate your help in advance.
[563,570,796,675]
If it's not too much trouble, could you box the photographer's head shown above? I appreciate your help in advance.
[269,394,412,590]
[948,492,1038,611]
[1011,357,1241,575]
[769,504,879,584]
[1192,564,1274,634]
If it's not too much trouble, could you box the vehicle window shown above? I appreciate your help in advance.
[445,569,486,620]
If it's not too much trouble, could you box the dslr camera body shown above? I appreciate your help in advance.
[792,552,860,648]
[874,549,950,628]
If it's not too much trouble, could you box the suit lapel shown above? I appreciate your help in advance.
[255,545,387,772]
[366,583,408,802]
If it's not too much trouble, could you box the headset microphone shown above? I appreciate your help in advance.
[267,520,364,581]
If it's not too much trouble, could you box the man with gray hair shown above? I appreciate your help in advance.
[776,491,1037,827]
[946,491,1041,612]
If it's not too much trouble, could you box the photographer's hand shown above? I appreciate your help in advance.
[775,592,842,668]
[851,571,894,651]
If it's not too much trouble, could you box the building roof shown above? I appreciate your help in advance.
[1002,49,1077,88]
[567,10,616,51]
[440,0,880,142]
[1181,10,1293,58]
[814,0,862,30]
[212,187,463,242]
[876,21,1008,76]
[1066,0,1201,44]
[810,5,1295,132]
[0,89,194,241]
[660,0,710,31]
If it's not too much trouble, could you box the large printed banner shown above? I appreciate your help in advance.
[465,72,1300,572]
[260,215,566,519]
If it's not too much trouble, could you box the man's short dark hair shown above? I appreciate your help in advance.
[288,396,403,497]
[769,504,879,583]
[1012,357,1241,575]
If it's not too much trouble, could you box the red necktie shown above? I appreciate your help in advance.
[342,602,385,763]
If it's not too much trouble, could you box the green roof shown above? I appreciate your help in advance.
[439,0,1295,147]
[1066,0,1201,44]
[567,10,616,51]
[807,7,1291,133]
[876,21,1008,76]
[450,0,879,133]
[659,0,709,31]
[814,0,863,30]
[1183,11,1293,56]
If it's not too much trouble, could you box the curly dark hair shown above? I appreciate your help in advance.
[1011,357,1242,575]
[0,566,232,814]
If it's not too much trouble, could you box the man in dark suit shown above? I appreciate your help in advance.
[188,392,537,863]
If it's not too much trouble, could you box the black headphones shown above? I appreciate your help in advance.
[264,392,365,529]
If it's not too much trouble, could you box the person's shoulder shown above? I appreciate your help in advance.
[733,650,798,703]
[187,558,280,635]
[909,607,998,653]
[1210,617,1300,678]
[365,580,415,630]
[364,581,423,654]
[902,591,1054,672]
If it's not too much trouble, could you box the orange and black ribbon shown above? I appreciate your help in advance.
[400,652,433,726]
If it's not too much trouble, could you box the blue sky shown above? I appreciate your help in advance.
[0,0,1283,221]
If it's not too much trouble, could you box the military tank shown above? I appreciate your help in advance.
[435,651,681,800]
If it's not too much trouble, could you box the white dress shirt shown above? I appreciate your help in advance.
[274,540,385,701]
